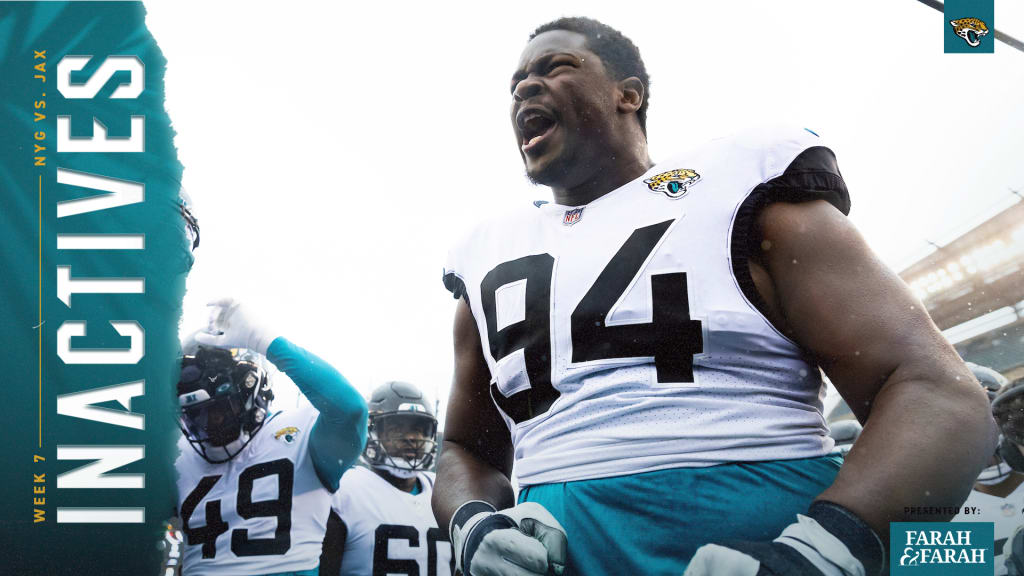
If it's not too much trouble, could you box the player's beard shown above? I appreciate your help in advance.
[202,429,250,462]
[523,131,579,190]
[525,154,572,188]
[524,140,607,202]
[208,419,243,446]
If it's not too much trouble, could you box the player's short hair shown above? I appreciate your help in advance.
[530,17,650,136]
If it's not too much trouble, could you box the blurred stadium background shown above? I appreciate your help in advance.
[828,190,1024,423]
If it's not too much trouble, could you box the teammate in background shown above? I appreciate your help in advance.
[319,381,453,576]
[990,376,1024,575]
[953,364,1019,575]
[433,16,995,576]
[175,298,367,576]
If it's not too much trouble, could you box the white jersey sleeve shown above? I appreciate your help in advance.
[328,467,453,576]
[175,405,335,576]
[444,125,848,486]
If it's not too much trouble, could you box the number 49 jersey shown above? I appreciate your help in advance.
[444,125,850,486]
[175,405,332,576]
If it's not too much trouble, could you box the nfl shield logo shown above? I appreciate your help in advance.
[563,207,584,226]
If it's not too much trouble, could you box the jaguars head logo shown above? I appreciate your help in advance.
[644,169,701,199]
[949,18,989,47]
[274,426,300,444]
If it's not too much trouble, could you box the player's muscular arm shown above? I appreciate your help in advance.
[266,338,368,492]
[432,298,516,533]
[756,199,997,540]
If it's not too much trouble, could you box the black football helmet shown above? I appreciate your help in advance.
[967,362,1016,482]
[178,189,200,272]
[177,344,273,463]
[968,362,1007,402]
[363,381,438,477]
[993,375,1024,473]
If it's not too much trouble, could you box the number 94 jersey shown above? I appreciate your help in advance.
[443,125,849,486]
[175,405,331,576]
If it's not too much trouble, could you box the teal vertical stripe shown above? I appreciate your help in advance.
[0,2,187,574]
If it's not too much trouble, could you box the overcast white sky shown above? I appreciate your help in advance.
[144,0,1024,422]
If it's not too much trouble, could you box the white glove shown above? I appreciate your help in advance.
[685,515,866,576]
[452,501,567,576]
[685,543,761,575]
[193,297,278,356]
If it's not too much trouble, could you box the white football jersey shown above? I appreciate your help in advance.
[175,405,333,576]
[953,482,1024,575]
[331,466,453,576]
[444,125,844,486]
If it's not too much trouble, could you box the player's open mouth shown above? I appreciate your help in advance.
[518,108,557,154]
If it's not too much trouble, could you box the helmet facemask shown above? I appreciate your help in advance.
[977,457,1013,485]
[365,412,438,478]
[177,346,273,463]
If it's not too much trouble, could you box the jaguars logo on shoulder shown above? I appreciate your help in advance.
[644,168,701,199]
[274,426,300,444]
[949,18,989,47]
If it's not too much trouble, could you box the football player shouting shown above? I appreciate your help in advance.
[433,16,996,576]
[175,298,367,576]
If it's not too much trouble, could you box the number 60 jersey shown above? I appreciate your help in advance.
[330,467,453,576]
[443,125,851,487]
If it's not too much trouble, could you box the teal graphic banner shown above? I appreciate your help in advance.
[0,2,188,574]
[891,522,995,575]
[945,0,996,53]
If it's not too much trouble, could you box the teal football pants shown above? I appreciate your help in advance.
[518,454,843,575]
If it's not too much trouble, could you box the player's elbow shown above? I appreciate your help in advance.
[345,397,369,430]
[345,401,369,449]
[952,373,999,449]
[923,361,999,454]
[333,416,368,471]
[328,389,369,433]
[878,354,998,454]
[320,397,369,454]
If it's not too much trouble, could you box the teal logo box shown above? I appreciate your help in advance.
[945,0,995,53]
[891,522,994,575]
